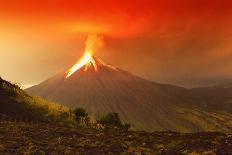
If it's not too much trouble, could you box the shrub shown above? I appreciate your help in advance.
[123,123,131,131]
[97,112,130,130]
[73,108,90,126]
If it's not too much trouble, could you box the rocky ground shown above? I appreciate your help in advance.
[0,119,232,155]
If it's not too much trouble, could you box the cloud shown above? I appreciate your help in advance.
[1,0,232,87]
[1,0,231,38]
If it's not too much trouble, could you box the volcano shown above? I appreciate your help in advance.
[26,55,232,132]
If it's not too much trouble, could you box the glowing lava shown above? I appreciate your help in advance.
[66,52,98,78]
[65,34,105,78]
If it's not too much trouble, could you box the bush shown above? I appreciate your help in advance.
[73,108,90,126]
[97,112,130,131]
[123,123,131,131]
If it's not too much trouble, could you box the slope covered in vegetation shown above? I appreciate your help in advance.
[2,76,232,132]
[0,77,75,126]
[1,77,232,154]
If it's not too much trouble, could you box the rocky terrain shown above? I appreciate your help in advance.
[0,116,232,155]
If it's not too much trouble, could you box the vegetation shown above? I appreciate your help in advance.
[0,76,23,96]
[73,108,88,121]
[0,77,76,127]
[73,107,90,127]
[2,77,232,154]
[26,96,76,126]
[0,117,232,154]
[97,112,131,131]
[1,77,131,130]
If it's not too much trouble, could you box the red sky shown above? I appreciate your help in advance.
[1,0,232,87]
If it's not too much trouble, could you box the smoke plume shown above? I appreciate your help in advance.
[85,34,105,54]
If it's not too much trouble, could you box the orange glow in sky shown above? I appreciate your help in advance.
[1,0,232,87]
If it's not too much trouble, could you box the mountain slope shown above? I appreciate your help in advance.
[0,77,73,124]
[0,77,42,120]
[26,56,232,132]
[189,84,232,113]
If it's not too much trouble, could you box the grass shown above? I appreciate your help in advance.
[0,77,76,127]
[23,96,76,126]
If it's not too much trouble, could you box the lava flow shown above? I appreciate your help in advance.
[66,52,98,78]
[66,34,104,78]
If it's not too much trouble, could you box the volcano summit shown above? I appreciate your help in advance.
[26,55,232,132]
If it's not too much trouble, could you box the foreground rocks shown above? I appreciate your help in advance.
[0,120,232,155]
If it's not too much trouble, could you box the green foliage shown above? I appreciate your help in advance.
[123,123,131,131]
[73,107,91,127]
[0,78,23,96]
[24,96,76,127]
[97,112,130,130]
[98,113,122,128]
[1,77,76,127]
[73,108,88,121]
[0,77,131,130]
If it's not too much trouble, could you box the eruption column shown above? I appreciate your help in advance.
[66,34,104,78]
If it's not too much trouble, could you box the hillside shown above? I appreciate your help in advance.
[1,76,232,154]
[0,77,74,125]
[0,77,41,121]
[189,84,232,113]
[26,56,232,132]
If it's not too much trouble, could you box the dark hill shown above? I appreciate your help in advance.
[0,77,72,124]
[0,77,42,121]
[189,84,232,113]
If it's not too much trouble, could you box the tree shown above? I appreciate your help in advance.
[123,123,131,131]
[73,107,88,124]
[97,112,130,130]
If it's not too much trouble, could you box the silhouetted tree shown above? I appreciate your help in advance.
[73,107,88,124]
[97,112,130,130]
[123,123,131,131]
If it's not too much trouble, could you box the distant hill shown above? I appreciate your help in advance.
[189,84,232,113]
[26,56,232,132]
[0,77,74,125]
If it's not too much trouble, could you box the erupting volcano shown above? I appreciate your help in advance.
[26,35,232,132]
[66,34,105,78]
[66,52,96,78]
[66,53,118,78]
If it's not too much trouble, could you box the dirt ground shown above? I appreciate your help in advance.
[0,120,232,155]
